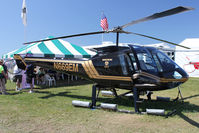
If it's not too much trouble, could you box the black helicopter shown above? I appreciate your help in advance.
[14,6,193,112]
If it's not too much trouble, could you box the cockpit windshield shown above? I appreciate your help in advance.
[130,45,187,79]
[154,51,179,72]
[152,50,184,79]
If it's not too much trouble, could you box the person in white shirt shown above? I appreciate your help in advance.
[13,65,23,91]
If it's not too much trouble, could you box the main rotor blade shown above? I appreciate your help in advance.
[121,6,194,29]
[125,31,190,49]
[24,31,109,44]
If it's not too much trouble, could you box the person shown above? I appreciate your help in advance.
[0,60,8,95]
[2,62,8,79]
[1,60,8,84]
[13,65,23,91]
[37,67,45,84]
[47,69,56,77]
[25,64,35,93]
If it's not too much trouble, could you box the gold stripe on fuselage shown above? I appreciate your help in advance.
[160,78,188,82]
[24,58,84,64]
[88,60,99,77]
[14,55,27,67]
[83,60,132,81]
[140,72,160,81]
[140,71,187,83]
[81,62,93,78]
[84,61,97,78]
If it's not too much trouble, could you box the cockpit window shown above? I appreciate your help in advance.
[132,45,158,73]
[137,52,157,72]
[129,53,138,71]
[152,54,163,72]
[125,54,134,72]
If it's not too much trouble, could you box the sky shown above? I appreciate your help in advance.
[0,0,198,57]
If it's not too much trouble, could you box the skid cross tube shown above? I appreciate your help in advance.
[177,86,184,100]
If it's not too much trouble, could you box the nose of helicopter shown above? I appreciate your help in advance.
[179,67,189,82]
[171,67,189,88]
[161,66,189,89]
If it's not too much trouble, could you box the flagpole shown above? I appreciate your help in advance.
[100,11,108,45]
[102,30,104,44]
[24,22,27,43]
[21,0,27,53]
[24,24,27,54]
[101,11,104,44]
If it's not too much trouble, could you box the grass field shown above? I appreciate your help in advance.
[0,78,198,133]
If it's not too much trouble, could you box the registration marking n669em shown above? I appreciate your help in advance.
[54,62,78,72]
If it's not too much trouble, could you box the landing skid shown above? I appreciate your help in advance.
[88,85,178,117]
[70,85,177,117]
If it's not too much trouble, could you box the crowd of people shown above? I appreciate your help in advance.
[0,59,36,94]
[13,63,35,93]
[0,59,72,95]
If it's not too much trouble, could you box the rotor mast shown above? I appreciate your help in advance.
[114,26,122,47]
[116,32,119,47]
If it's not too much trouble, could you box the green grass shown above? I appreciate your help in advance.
[0,78,199,133]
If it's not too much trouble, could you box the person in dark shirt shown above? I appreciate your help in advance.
[26,64,35,93]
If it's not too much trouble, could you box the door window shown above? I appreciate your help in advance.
[118,54,128,76]
[129,53,138,71]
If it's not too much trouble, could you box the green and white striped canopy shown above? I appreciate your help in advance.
[2,38,96,59]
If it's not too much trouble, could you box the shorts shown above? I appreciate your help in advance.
[26,75,34,84]
[13,75,22,83]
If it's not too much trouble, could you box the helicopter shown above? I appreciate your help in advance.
[14,6,193,113]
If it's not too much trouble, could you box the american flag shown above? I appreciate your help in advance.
[100,13,108,31]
